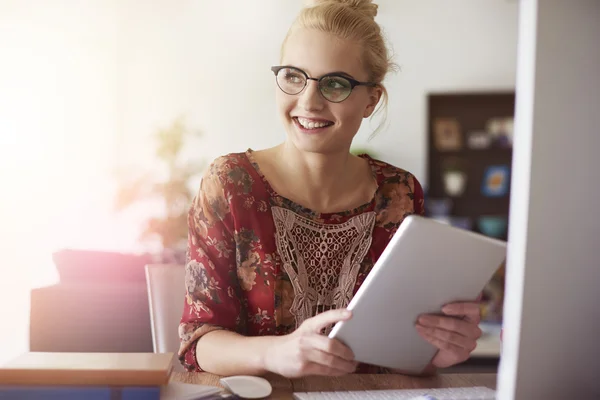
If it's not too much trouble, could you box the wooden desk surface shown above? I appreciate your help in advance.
[172,372,498,399]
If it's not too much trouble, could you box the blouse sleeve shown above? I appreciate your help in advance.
[413,176,425,216]
[178,161,243,372]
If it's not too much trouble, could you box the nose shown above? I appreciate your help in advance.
[298,78,325,111]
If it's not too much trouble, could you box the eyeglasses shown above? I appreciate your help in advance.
[271,66,377,103]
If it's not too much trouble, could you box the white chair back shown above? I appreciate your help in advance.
[145,263,186,372]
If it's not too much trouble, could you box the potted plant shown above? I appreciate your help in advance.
[350,146,379,159]
[114,117,204,264]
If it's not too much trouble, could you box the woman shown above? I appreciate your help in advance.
[178,0,482,378]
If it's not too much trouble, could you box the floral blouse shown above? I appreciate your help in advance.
[178,149,425,373]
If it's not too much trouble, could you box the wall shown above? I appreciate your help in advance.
[498,0,600,398]
[0,0,119,365]
[117,0,519,187]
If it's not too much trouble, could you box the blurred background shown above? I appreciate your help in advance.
[0,0,518,368]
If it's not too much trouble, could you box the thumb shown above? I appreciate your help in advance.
[301,308,352,333]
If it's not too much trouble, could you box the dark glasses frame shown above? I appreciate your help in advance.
[271,65,378,103]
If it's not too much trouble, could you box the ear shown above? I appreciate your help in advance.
[363,85,383,118]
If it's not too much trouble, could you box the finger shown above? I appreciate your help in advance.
[416,325,477,352]
[298,335,357,373]
[308,334,355,361]
[441,302,482,323]
[423,331,471,365]
[418,315,482,339]
[301,308,352,333]
[304,347,358,374]
[442,302,481,316]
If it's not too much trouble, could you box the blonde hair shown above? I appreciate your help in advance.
[282,0,397,136]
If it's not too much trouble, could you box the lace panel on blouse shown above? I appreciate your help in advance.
[272,206,376,331]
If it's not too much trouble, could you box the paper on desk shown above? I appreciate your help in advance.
[160,381,222,400]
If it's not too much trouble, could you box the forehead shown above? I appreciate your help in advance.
[282,28,366,79]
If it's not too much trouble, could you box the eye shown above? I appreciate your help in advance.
[283,70,305,84]
[322,77,351,91]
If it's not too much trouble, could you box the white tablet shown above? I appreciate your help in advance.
[328,215,507,374]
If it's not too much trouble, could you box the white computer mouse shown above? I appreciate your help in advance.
[219,375,273,399]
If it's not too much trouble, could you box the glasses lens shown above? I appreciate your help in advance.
[319,76,352,102]
[276,67,306,95]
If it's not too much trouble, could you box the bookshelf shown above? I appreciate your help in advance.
[425,91,515,323]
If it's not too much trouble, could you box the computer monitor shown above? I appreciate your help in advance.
[496,0,600,398]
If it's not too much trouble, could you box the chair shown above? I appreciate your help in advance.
[144,264,186,372]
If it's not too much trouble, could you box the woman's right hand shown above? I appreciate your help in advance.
[262,309,358,378]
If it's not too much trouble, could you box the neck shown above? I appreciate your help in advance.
[276,141,357,210]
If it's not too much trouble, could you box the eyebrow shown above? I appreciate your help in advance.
[285,65,356,79]
[325,71,355,79]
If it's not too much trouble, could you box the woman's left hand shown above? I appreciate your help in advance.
[415,301,483,369]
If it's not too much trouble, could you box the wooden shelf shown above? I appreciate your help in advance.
[433,147,513,157]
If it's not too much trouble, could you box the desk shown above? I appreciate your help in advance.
[172,372,498,400]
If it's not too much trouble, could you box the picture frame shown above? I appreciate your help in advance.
[481,165,510,197]
[433,117,462,151]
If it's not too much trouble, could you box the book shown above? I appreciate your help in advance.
[0,385,161,400]
[0,382,224,400]
[0,352,174,387]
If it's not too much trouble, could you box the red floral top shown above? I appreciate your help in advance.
[178,149,425,373]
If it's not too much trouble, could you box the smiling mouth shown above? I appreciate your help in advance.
[294,117,334,130]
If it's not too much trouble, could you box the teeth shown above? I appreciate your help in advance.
[297,117,331,129]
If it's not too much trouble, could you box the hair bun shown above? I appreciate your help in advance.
[306,0,378,19]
